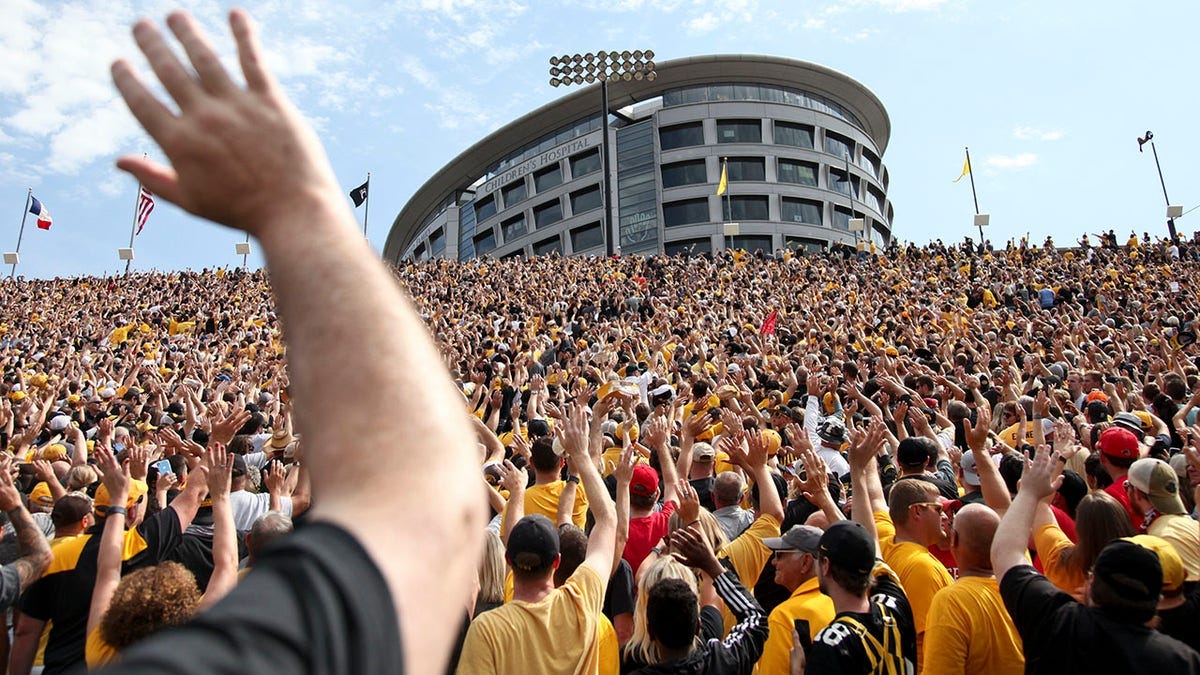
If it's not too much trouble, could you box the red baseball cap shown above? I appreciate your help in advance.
[630,464,659,496]
[1097,426,1139,460]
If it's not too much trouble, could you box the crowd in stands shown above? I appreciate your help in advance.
[1,224,1200,672]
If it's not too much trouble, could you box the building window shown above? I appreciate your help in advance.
[474,194,497,222]
[501,181,527,209]
[784,236,825,253]
[570,185,602,215]
[781,197,823,226]
[570,150,601,178]
[830,168,858,198]
[659,122,704,150]
[663,198,710,228]
[534,164,563,192]
[866,187,884,213]
[832,207,854,231]
[532,235,562,256]
[473,229,496,255]
[859,149,880,179]
[664,238,712,256]
[729,235,772,252]
[413,243,426,261]
[501,214,527,242]
[533,200,563,228]
[778,159,818,186]
[716,119,761,144]
[824,132,853,161]
[430,228,446,256]
[774,121,814,149]
[725,157,765,182]
[722,195,768,221]
[661,160,707,188]
[570,222,604,251]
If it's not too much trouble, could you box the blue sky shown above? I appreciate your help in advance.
[2,0,1197,279]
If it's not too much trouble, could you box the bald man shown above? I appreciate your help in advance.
[922,505,1025,675]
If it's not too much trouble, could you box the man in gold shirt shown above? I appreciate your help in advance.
[922,504,1024,675]
[759,525,835,674]
[523,435,589,529]
[873,478,953,670]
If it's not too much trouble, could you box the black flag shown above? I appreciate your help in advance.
[350,180,369,207]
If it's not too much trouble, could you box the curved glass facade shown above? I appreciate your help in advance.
[663,83,864,130]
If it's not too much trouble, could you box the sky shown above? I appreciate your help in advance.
[2,0,1198,279]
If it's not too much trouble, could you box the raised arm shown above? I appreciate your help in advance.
[559,405,615,577]
[0,458,50,607]
[87,446,133,640]
[199,443,237,610]
[991,446,1063,581]
[847,420,888,553]
[112,12,484,673]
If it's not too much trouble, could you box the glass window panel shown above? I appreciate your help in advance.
[570,185,602,215]
[569,150,601,178]
[781,197,823,225]
[832,207,852,231]
[659,122,705,150]
[726,157,765,182]
[474,194,497,222]
[661,160,708,188]
[716,120,761,144]
[473,229,496,255]
[722,195,768,221]
[729,235,772,252]
[712,84,736,101]
[501,181,527,210]
[824,132,852,160]
[501,214,527,242]
[533,165,563,192]
[570,222,604,251]
[664,238,712,256]
[830,168,855,197]
[663,198,710,227]
[775,122,814,149]
[784,236,825,253]
[733,84,760,100]
[430,228,446,255]
[532,235,562,256]
[778,159,818,186]
[533,200,563,228]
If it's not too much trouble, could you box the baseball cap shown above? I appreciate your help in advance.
[94,478,149,516]
[1092,539,1162,603]
[1125,535,1184,593]
[630,464,659,497]
[764,525,823,553]
[1169,453,1190,479]
[693,442,716,462]
[1127,458,1186,515]
[1097,427,1139,461]
[48,415,71,432]
[507,514,560,572]
[818,520,876,575]
[29,482,55,508]
[959,450,982,487]
[231,454,248,478]
[1112,412,1145,436]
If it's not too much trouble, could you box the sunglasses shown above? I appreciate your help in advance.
[911,501,944,514]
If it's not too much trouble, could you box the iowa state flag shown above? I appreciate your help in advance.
[760,309,779,335]
[29,196,52,230]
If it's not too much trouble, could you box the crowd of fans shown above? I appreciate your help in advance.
[2,226,1200,672]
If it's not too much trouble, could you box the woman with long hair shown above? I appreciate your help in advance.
[620,555,721,673]
[1034,490,1135,600]
[474,530,505,618]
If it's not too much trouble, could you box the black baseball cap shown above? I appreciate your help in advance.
[507,514,560,572]
[1092,539,1162,603]
[818,520,876,575]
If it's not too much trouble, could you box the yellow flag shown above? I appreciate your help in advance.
[717,161,728,195]
[953,155,970,183]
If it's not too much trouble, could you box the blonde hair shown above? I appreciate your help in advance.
[623,556,700,666]
[477,531,506,606]
[67,466,97,491]
[667,508,729,555]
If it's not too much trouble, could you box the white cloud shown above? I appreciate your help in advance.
[1013,126,1063,141]
[804,17,827,29]
[841,0,951,11]
[985,153,1038,170]
[687,12,721,33]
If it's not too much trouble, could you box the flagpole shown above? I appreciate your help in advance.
[11,188,31,278]
[721,157,730,252]
[124,184,143,277]
[965,146,983,243]
[363,172,370,236]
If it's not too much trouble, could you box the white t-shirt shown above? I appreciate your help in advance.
[230,489,292,532]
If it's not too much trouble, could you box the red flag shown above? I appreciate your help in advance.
[135,187,155,235]
[760,309,779,335]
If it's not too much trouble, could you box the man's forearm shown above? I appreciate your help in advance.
[6,507,50,591]
[991,492,1038,578]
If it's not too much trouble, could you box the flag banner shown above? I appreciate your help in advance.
[760,309,779,336]
[135,187,155,235]
[29,196,52,230]
[717,162,728,196]
[350,179,369,207]
[953,156,971,183]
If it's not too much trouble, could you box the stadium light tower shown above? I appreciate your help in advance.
[550,51,656,257]
[1137,130,1180,240]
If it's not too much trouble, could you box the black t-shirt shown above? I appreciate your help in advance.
[101,522,403,674]
[21,507,183,674]
[1000,565,1200,674]
[807,564,917,674]
[164,527,250,593]
[690,476,715,513]
[1159,587,1200,654]
[604,559,636,622]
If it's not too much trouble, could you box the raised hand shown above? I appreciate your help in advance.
[613,444,636,487]
[675,479,701,523]
[209,406,251,447]
[497,459,527,494]
[203,443,233,500]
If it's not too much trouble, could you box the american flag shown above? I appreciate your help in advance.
[135,186,155,235]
